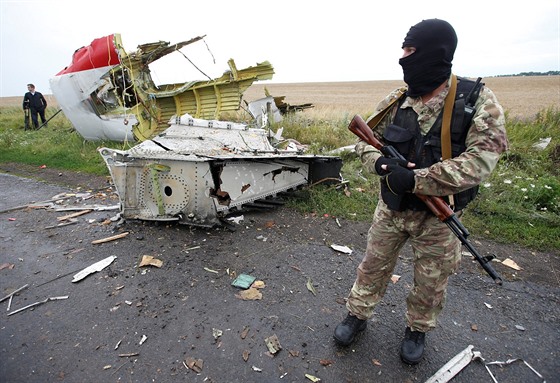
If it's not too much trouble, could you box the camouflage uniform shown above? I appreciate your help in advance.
[346,76,508,332]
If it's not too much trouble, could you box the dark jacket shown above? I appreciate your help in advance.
[23,91,47,110]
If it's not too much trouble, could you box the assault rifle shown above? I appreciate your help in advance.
[348,115,503,285]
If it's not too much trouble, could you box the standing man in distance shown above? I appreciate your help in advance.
[23,83,48,129]
[334,19,508,365]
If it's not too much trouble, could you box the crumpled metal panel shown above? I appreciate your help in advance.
[99,113,342,227]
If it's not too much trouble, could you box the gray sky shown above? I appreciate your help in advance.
[1,0,559,97]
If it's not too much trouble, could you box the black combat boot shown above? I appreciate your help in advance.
[333,313,367,346]
[400,327,426,365]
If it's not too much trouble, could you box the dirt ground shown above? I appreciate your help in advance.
[0,163,559,383]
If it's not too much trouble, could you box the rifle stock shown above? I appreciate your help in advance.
[348,115,503,285]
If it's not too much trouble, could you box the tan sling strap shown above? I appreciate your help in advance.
[441,74,457,161]
[366,87,407,130]
[442,74,458,207]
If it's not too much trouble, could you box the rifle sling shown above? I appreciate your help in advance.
[442,74,458,207]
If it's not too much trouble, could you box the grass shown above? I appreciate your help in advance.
[0,105,558,251]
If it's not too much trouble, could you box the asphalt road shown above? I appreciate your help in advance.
[0,172,558,383]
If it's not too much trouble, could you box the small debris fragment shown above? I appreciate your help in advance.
[0,263,15,271]
[390,274,401,284]
[242,350,250,362]
[203,267,219,274]
[139,255,163,268]
[227,215,244,224]
[240,326,250,339]
[320,359,333,366]
[484,302,493,309]
[471,324,478,331]
[231,274,257,289]
[515,324,526,331]
[235,288,262,300]
[0,284,28,303]
[533,137,551,150]
[305,373,321,382]
[212,328,223,340]
[91,232,129,244]
[119,353,139,357]
[372,359,382,366]
[251,280,266,289]
[72,256,117,282]
[252,366,262,372]
[139,335,147,345]
[184,357,203,372]
[502,258,522,270]
[7,296,69,316]
[57,210,92,221]
[330,244,352,254]
[264,334,282,355]
[306,277,317,296]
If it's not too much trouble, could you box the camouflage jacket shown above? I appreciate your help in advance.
[355,76,509,197]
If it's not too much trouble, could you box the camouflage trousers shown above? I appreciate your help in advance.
[346,200,462,333]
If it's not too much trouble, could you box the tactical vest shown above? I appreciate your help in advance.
[380,76,484,212]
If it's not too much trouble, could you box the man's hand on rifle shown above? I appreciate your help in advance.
[384,163,416,195]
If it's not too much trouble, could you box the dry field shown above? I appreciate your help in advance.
[2,76,558,121]
[243,76,560,121]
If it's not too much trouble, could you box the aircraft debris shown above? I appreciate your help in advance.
[45,218,78,229]
[0,284,29,304]
[138,255,163,268]
[0,263,15,271]
[57,210,92,221]
[118,353,139,358]
[91,232,129,244]
[306,277,317,296]
[235,288,262,301]
[424,345,547,383]
[264,334,282,355]
[305,373,322,382]
[502,258,522,270]
[138,335,148,345]
[212,328,223,340]
[72,255,117,282]
[231,274,256,289]
[227,215,245,224]
[50,33,276,142]
[99,113,342,227]
[424,345,481,383]
[7,296,69,316]
[184,357,204,373]
[330,244,352,254]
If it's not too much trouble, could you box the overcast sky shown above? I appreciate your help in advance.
[1,0,558,97]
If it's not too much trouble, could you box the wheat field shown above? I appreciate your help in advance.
[2,76,558,121]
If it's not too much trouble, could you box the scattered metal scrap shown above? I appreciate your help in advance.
[424,345,547,383]
[72,255,117,282]
[0,284,29,312]
[7,296,68,316]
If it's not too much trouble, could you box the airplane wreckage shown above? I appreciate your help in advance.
[50,34,342,227]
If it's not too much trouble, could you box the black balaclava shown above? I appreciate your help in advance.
[399,19,457,97]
